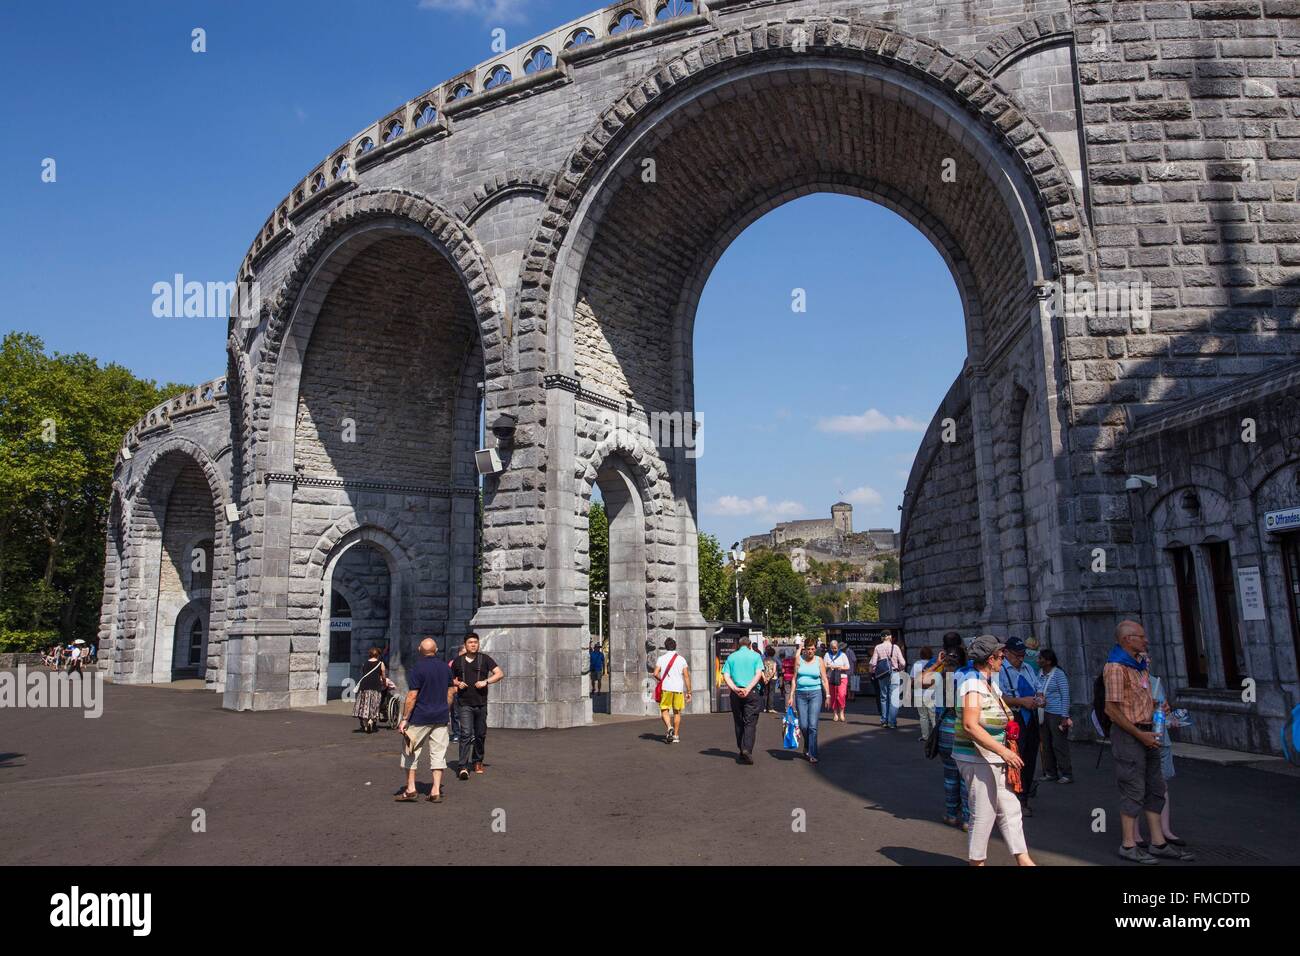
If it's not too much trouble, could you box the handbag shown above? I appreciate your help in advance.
[829,655,843,687]
[991,683,1023,794]
[654,654,678,704]
[924,707,949,759]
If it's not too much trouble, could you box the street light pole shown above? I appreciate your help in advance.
[789,604,794,638]
[729,544,746,621]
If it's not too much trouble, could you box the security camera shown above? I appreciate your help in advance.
[1125,474,1157,491]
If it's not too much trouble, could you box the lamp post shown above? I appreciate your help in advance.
[593,591,606,645]
[843,601,849,622]
[729,544,746,621]
[788,604,794,638]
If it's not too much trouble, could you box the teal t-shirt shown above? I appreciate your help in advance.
[723,646,764,690]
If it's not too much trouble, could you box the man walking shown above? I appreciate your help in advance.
[451,633,504,780]
[1105,620,1196,864]
[653,638,691,743]
[998,637,1043,817]
[869,632,905,728]
[589,642,605,696]
[395,637,454,803]
[722,638,765,764]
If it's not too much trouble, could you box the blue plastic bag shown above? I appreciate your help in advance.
[783,705,801,750]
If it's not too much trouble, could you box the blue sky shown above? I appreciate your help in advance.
[1,0,966,545]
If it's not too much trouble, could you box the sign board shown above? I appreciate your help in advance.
[711,630,743,713]
[1236,567,1266,621]
[1264,507,1300,534]
[329,618,352,630]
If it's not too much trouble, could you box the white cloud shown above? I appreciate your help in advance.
[845,486,882,506]
[816,408,927,434]
[707,495,805,520]
[417,0,532,23]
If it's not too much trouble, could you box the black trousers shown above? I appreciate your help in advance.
[729,689,763,755]
[1018,716,1040,803]
[456,703,488,767]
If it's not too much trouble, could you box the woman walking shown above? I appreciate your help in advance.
[924,632,970,830]
[953,634,1035,866]
[792,639,831,764]
[353,647,387,733]
[1036,649,1073,784]
[762,646,780,714]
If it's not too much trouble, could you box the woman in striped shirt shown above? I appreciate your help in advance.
[1036,649,1073,783]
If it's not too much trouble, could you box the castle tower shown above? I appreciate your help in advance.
[831,502,852,536]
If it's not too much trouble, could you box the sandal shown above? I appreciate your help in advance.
[394,790,419,803]
[427,793,443,803]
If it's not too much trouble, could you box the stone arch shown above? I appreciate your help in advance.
[120,439,232,687]
[973,13,1074,77]
[522,17,1091,366]
[262,194,505,482]
[457,167,557,225]
[310,521,415,699]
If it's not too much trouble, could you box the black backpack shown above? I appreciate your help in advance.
[1091,671,1112,739]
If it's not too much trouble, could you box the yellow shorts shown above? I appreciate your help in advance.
[659,691,685,711]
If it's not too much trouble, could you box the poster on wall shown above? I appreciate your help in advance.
[1236,566,1266,621]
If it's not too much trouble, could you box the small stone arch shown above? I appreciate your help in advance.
[974,13,1075,78]
[311,522,414,699]
[457,167,558,225]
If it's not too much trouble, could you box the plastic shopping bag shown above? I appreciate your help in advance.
[783,705,801,750]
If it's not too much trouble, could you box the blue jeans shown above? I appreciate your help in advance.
[877,672,898,726]
[795,689,823,759]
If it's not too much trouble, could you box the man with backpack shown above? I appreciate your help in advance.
[653,638,691,744]
[869,633,905,728]
[1101,620,1196,864]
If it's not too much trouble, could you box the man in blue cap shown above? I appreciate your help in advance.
[998,637,1044,817]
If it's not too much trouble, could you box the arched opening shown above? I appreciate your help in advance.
[319,536,399,701]
[586,456,652,716]
[284,225,484,690]
[556,56,1070,675]
[130,452,222,684]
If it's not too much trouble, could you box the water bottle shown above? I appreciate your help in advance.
[1152,706,1166,744]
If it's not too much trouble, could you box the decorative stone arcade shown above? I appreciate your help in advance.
[100,1,1300,754]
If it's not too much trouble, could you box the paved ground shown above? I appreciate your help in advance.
[2,678,1297,866]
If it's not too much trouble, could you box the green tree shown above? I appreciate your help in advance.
[739,549,814,636]
[874,554,900,584]
[0,333,177,646]
[697,531,728,621]
[588,500,608,634]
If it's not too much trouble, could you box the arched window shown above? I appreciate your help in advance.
[524,46,553,74]
[484,64,512,90]
[331,155,348,179]
[655,0,694,20]
[278,206,288,228]
[450,82,472,100]
[414,102,438,128]
[356,136,374,155]
[383,119,404,143]
[310,172,326,193]
[293,189,303,205]
[565,28,596,49]
[610,9,643,34]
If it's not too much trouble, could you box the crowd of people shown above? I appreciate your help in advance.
[375,620,1196,867]
[42,642,95,672]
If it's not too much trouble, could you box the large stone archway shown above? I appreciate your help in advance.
[103,1,1300,750]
